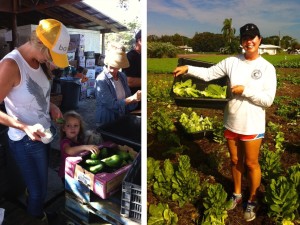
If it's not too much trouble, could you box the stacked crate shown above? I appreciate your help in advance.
[120,152,141,222]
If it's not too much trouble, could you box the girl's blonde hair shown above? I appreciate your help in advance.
[30,31,53,79]
[60,110,85,144]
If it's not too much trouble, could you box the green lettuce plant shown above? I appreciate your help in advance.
[201,183,229,225]
[264,176,299,224]
[148,203,178,225]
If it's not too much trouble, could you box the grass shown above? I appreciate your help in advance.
[147,53,300,74]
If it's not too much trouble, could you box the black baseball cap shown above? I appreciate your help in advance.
[240,23,260,40]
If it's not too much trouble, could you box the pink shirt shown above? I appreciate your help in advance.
[59,138,81,178]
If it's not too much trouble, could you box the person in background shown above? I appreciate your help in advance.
[95,42,141,126]
[59,111,99,183]
[0,18,70,223]
[123,30,141,109]
[173,23,276,222]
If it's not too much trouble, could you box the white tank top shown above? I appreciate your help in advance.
[2,49,51,141]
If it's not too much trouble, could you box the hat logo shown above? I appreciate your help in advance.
[251,69,262,80]
[58,44,68,52]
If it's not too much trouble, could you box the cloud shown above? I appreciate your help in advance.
[148,0,300,41]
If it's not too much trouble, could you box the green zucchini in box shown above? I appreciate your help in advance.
[88,161,106,173]
[83,145,135,173]
[101,154,124,168]
[90,147,108,159]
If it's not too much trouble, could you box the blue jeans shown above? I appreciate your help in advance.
[8,135,49,217]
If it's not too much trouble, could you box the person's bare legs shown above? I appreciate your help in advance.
[227,138,244,194]
[242,139,262,202]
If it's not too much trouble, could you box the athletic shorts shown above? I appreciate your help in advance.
[224,129,264,141]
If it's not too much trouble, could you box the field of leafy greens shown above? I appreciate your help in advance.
[147,54,300,225]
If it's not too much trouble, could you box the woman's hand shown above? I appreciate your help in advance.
[173,65,188,77]
[231,85,245,95]
[50,102,63,121]
[127,90,141,104]
[135,90,141,101]
[23,123,46,141]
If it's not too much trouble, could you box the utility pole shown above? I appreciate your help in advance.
[279,31,281,48]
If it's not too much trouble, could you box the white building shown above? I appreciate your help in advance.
[259,44,281,55]
[178,45,193,52]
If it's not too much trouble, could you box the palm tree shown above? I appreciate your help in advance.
[221,18,236,44]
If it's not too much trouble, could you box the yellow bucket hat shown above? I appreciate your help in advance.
[36,19,70,68]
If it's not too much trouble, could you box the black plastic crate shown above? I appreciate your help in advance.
[97,115,141,151]
[120,152,141,223]
[171,58,231,109]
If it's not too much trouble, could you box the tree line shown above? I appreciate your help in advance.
[147,18,300,55]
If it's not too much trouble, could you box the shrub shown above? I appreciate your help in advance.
[147,42,178,58]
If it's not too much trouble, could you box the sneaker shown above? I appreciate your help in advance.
[244,201,257,222]
[226,194,242,210]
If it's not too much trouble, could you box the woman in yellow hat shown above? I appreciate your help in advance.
[0,18,70,223]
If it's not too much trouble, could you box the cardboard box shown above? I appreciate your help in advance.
[65,142,137,199]
[77,45,85,57]
[86,58,95,68]
[65,174,99,203]
[84,51,95,59]
[68,41,77,52]
[78,56,86,68]
[67,52,75,61]
[86,69,95,79]
[70,34,85,46]
[87,79,95,88]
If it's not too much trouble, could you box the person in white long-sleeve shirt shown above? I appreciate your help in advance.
[173,23,276,222]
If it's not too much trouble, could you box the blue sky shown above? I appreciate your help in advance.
[148,0,300,42]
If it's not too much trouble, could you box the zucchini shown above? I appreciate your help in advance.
[90,152,99,159]
[88,162,105,173]
[85,159,101,165]
[101,154,123,168]
[118,151,132,161]
[99,147,108,159]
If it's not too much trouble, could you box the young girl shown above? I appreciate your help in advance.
[58,110,100,182]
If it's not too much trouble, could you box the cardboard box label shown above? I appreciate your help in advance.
[86,58,95,68]
[77,170,92,188]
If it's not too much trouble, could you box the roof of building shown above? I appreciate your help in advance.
[0,0,127,34]
[259,44,281,49]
